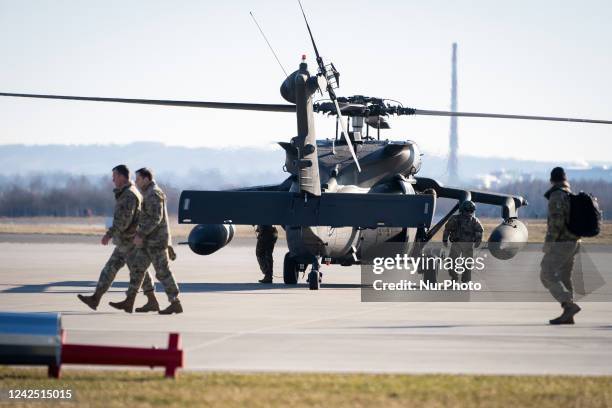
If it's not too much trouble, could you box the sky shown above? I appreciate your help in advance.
[0,0,611,163]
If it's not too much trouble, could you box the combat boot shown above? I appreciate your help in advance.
[258,275,273,284]
[135,292,160,313]
[549,302,581,325]
[109,293,137,314]
[159,300,183,315]
[77,290,102,311]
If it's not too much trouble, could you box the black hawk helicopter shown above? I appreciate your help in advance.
[2,3,611,290]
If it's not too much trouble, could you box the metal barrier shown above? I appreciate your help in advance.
[58,332,183,378]
[0,312,183,378]
[0,312,62,369]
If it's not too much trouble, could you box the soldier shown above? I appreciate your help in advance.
[113,167,183,314]
[540,167,581,325]
[442,200,484,282]
[77,165,157,312]
[256,225,278,283]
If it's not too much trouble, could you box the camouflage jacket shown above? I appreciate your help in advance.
[137,181,171,248]
[544,181,578,243]
[443,213,484,245]
[106,182,142,246]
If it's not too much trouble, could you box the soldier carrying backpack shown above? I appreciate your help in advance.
[540,167,602,325]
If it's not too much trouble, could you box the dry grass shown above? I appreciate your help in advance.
[1,367,611,408]
[0,217,262,240]
[0,217,610,243]
[0,223,108,236]
[407,219,612,244]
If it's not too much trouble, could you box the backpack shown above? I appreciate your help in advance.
[567,192,602,237]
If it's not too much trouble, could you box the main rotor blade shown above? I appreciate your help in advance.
[333,99,361,172]
[412,109,612,124]
[0,92,296,113]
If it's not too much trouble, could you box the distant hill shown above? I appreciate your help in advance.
[2,143,611,218]
[0,142,286,189]
[1,142,610,188]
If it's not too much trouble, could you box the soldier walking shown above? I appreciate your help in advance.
[256,225,278,283]
[540,167,581,325]
[77,165,156,312]
[111,168,182,314]
[442,200,484,283]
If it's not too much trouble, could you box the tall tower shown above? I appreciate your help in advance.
[447,42,459,184]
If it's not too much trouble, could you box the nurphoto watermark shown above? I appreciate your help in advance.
[361,242,610,302]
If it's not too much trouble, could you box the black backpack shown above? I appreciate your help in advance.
[567,192,602,237]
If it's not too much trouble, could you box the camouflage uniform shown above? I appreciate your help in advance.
[443,212,484,282]
[96,182,155,295]
[256,225,278,278]
[540,181,579,304]
[130,181,180,301]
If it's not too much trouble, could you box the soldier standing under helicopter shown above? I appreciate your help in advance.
[256,225,278,283]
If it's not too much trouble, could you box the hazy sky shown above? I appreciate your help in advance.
[0,0,611,163]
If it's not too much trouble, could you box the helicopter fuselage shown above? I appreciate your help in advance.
[177,60,529,288]
[284,138,422,265]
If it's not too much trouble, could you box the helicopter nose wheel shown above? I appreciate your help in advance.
[307,258,322,290]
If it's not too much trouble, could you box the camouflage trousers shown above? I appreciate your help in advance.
[448,242,474,283]
[95,244,155,295]
[256,237,277,277]
[129,246,180,302]
[540,241,579,304]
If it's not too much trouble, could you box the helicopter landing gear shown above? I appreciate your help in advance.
[307,258,322,290]
[283,252,299,285]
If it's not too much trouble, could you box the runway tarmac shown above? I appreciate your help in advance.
[1,236,611,376]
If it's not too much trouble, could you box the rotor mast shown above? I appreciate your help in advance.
[297,0,361,172]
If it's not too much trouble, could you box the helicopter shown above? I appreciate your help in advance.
[2,3,611,291]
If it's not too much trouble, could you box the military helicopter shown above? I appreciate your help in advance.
[2,3,611,290]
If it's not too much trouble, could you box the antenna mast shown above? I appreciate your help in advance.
[250,11,288,77]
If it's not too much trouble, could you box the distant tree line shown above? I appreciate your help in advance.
[475,179,611,220]
[0,173,609,219]
[0,174,181,217]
